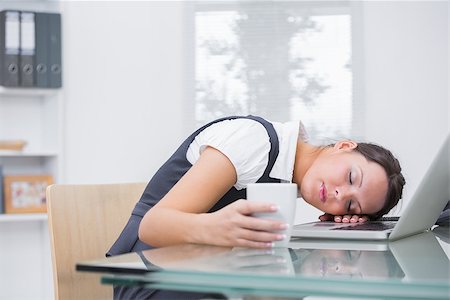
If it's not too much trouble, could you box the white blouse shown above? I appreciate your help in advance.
[186,118,306,190]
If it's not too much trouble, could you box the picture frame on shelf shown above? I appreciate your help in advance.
[4,175,53,214]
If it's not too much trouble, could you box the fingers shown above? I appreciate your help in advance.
[231,200,287,231]
[236,239,275,249]
[357,215,369,223]
[242,214,288,232]
[216,200,289,248]
[318,213,333,221]
[234,199,278,215]
[334,215,368,223]
[347,215,368,223]
[234,229,286,249]
[240,228,285,244]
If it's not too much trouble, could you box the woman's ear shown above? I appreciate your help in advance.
[333,140,358,151]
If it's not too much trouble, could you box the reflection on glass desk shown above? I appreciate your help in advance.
[77,231,450,299]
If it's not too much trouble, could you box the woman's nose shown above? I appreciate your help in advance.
[335,187,351,202]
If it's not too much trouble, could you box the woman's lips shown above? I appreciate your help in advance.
[320,183,327,203]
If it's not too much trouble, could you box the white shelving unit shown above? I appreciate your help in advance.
[0,86,59,96]
[0,86,64,215]
[0,212,47,222]
[0,3,62,300]
[0,87,61,300]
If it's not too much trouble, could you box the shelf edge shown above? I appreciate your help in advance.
[0,213,48,222]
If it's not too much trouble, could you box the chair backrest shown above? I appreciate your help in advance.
[47,182,147,300]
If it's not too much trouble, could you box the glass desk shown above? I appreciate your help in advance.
[77,230,450,299]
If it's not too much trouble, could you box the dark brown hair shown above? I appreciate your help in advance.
[353,143,406,220]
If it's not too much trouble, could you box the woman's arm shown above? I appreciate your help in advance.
[138,146,286,248]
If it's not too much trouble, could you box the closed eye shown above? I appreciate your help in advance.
[346,200,352,213]
[349,171,353,185]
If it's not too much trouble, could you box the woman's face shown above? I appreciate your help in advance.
[300,141,388,216]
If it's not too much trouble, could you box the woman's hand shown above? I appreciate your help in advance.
[199,199,288,248]
[318,213,368,223]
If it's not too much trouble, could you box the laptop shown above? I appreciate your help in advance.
[291,134,449,241]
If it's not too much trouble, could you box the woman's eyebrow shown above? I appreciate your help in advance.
[357,200,362,214]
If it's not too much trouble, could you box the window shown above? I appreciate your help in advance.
[195,2,354,142]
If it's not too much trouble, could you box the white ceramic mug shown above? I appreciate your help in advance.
[247,183,297,247]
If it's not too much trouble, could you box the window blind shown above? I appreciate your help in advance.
[194,1,355,143]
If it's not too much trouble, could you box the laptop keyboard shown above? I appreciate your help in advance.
[331,221,397,231]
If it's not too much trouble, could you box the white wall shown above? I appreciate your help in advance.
[61,1,192,184]
[361,1,448,213]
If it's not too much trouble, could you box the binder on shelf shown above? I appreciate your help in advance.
[0,10,20,87]
[34,12,49,88]
[48,13,61,88]
[19,11,35,87]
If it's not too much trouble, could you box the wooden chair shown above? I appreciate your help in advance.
[46,182,147,300]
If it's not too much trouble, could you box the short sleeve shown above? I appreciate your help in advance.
[186,118,270,190]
